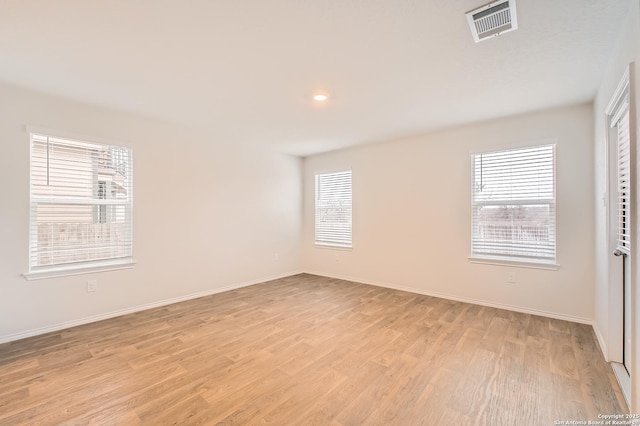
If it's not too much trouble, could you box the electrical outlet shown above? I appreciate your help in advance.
[507,272,516,284]
[274,252,280,261]
[87,280,98,292]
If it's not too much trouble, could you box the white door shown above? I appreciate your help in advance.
[624,251,631,374]
[613,247,631,374]
[610,91,631,374]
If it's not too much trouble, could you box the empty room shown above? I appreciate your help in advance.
[1,0,639,424]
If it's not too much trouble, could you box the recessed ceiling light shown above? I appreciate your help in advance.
[313,93,328,102]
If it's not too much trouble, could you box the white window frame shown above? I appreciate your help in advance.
[314,170,353,249]
[25,130,135,280]
[469,143,558,269]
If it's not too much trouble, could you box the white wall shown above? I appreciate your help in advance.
[0,82,302,343]
[303,103,595,322]
[593,0,640,411]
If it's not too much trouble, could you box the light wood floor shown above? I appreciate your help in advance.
[0,274,627,425]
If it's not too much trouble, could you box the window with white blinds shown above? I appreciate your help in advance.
[612,96,631,254]
[29,133,133,272]
[471,144,556,263]
[315,170,352,248]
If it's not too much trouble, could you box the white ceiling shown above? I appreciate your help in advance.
[0,0,631,156]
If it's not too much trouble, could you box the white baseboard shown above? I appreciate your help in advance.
[304,270,594,325]
[611,362,631,409]
[1,269,597,345]
[0,270,303,345]
[592,322,609,361]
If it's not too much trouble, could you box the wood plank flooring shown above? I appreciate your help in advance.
[0,274,627,425]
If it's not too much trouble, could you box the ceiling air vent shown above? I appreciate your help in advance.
[466,0,517,43]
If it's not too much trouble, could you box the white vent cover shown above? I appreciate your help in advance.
[466,0,518,43]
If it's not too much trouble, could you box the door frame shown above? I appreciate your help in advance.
[606,67,630,366]
[605,63,638,410]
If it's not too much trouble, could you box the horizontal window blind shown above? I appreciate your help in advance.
[471,144,556,263]
[29,134,133,270]
[613,99,630,254]
[315,170,352,248]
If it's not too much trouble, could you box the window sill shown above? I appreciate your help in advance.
[468,256,559,270]
[314,243,353,251]
[24,259,136,281]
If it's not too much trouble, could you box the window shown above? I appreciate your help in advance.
[28,133,133,275]
[315,170,352,248]
[471,144,556,264]
[610,86,631,254]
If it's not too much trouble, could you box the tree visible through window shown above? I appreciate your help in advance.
[29,134,133,271]
[471,144,556,263]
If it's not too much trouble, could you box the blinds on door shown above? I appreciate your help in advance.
[612,97,631,254]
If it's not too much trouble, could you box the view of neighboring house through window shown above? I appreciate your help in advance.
[29,133,133,272]
[315,170,352,248]
[471,144,556,264]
